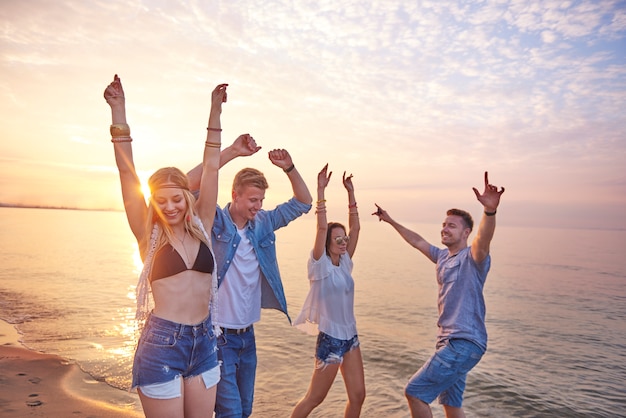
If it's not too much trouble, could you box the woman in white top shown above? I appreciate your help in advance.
[291,164,365,418]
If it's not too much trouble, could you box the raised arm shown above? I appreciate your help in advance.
[470,171,505,263]
[372,204,432,258]
[312,164,331,260]
[103,75,148,245]
[195,84,228,229]
[267,149,313,205]
[343,172,360,258]
[187,134,261,191]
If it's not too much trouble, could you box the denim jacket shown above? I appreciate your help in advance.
[212,197,311,322]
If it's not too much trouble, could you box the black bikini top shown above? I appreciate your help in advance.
[150,241,214,282]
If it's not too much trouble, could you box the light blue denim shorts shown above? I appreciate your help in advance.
[405,338,484,408]
[315,332,360,368]
[132,313,219,399]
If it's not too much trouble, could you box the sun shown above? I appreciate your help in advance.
[137,170,152,202]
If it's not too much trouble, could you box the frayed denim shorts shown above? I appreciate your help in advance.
[405,338,484,408]
[131,313,219,399]
[315,332,360,368]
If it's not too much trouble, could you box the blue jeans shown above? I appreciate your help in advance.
[131,313,218,392]
[405,338,484,408]
[214,327,257,418]
[315,332,360,368]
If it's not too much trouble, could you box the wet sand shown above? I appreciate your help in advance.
[0,320,143,418]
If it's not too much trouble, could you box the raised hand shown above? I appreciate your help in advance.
[231,134,261,157]
[268,149,293,171]
[211,83,228,110]
[104,74,125,107]
[342,172,354,192]
[472,171,505,212]
[318,164,332,189]
[372,203,392,223]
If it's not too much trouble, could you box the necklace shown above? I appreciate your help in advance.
[175,231,193,267]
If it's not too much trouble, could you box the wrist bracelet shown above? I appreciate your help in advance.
[110,123,131,138]
[111,136,132,143]
[207,127,222,132]
[348,203,357,208]
[485,210,497,216]
[205,141,222,148]
[284,164,295,173]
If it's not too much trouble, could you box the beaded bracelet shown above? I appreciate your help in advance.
[207,127,222,132]
[111,136,132,143]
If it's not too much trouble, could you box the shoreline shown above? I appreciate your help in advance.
[0,320,143,417]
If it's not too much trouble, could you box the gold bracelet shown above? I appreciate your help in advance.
[111,136,132,143]
[316,199,326,204]
[205,141,222,148]
[110,123,131,138]
[315,209,327,214]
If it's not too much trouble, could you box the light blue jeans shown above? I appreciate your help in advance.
[214,327,257,418]
[405,338,484,408]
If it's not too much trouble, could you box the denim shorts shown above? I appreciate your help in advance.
[315,332,360,368]
[405,338,484,408]
[131,313,219,399]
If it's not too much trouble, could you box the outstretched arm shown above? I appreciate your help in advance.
[312,164,331,260]
[187,134,261,191]
[268,149,313,205]
[104,75,148,247]
[195,84,228,229]
[372,204,431,258]
[470,171,505,263]
[344,172,360,258]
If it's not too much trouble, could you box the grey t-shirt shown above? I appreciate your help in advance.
[430,245,490,352]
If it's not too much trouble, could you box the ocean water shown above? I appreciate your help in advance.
[0,207,625,417]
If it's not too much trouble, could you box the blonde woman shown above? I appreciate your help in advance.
[292,164,365,418]
[104,75,223,418]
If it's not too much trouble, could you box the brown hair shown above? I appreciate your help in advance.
[325,222,346,257]
[446,208,474,232]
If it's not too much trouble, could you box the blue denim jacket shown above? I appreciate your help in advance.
[212,197,311,322]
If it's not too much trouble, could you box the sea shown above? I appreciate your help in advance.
[0,207,624,417]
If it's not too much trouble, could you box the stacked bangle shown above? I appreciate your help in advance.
[205,141,222,148]
[111,136,132,143]
[110,123,131,138]
[284,164,295,173]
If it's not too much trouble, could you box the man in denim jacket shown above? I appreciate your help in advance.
[189,139,312,417]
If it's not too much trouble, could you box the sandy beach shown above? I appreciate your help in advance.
[0,320,143,418]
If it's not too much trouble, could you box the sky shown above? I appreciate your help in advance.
[1,0,625,230]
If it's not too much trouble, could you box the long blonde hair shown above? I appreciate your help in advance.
[141,167,208,259]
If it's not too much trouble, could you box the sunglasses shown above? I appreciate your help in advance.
[333,236,350,245]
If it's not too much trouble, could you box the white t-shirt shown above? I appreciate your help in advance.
[217,228,262,328]
[293,251,357,340]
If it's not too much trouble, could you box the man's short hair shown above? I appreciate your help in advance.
[447,208,474,231]
[232,168,269,193]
